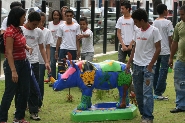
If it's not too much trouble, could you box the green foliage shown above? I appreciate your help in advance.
[118,71,132,86]
[95,90,107,100]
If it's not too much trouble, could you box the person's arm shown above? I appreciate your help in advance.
[39,43,51,73]
[5,37,18,83]
[148,41,161,72]
[169,41,178,68]
[46,44,50,63]
[55,37,62,60]
[117,29,127,51]
[76,35,80,59]
[82,34,90,38]
[168,36,173,51]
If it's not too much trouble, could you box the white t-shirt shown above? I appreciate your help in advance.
[21,26,44,64]
[72,18,78,23]
[38,28,53,64]
[100,7,104,17]
[1,17,8,30]
[133,25,162,66]
[115,16,135,45]
[81,29,94,53]
[56,22,81,50]
[48,21,63,47]
[153,19,174,55]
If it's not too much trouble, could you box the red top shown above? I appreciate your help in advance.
[4,25,26,60]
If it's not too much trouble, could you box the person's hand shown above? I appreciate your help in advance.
[147,64,153,73]
[26,45,33,55]
[28,47,33,55]
[45,62,51,74]
[77,34,83,40]
[125,62,131,74]
[55,51,59,60]
[127,45,132,51]
[122,45,128,51]
[168,58,173,68]
[12,70,18,83]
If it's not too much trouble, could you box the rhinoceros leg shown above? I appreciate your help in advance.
[117,85,129,108]
[77,95,92,110]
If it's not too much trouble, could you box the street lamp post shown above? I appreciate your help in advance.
[60,0,65,9]
[137,0,140,9]
[103,0,108,54]
[76,0,81,23]
[91,0,95,45]
[21,0,25,9]
[115,0,120,51]
[42,0,46,13]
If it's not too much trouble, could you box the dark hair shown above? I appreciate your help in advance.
[80,17,88,24]
[65,9,74,15]
[10,1,22,9]
[131,8,148,22]
[51,10,62,20]
[40,12,46,27]
[179,5,185,12]
[7,7,26,27]
[28,11,41,22]
[157,4,167,15]
[40,12,46,18]
[121,2,131,12]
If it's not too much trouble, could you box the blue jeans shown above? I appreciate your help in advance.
[153,55,170,96]
[38,64,45,107]
[28,63,39,113]
[50,47,59,79]
[174,60,185,110]
[58,49,77,73]
[0,59,30,122]
[132,64,156,120]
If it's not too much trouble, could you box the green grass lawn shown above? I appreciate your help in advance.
[0,53,184,123]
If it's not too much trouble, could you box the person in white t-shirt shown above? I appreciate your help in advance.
[153,4,174,101]
[78,17,94,62]
[100,4,104,18]
[55,9,81,73]
[60,6,78,23]
[126,9,162,123]
[21,11,51,121]
[48,10,62,80]
[38,12,53,109]
[115,2,135,63]
[1,1,22,34]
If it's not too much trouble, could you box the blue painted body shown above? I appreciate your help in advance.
[53,60,130,110]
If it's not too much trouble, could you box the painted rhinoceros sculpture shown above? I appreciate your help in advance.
[53,60,132,110]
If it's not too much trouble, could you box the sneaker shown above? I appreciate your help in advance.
[141,118,153,123]
[170,108,185,113]
[13,119,29,123]
[30,113,41,121]
[153,95,169,100]
[12,119,19,123]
